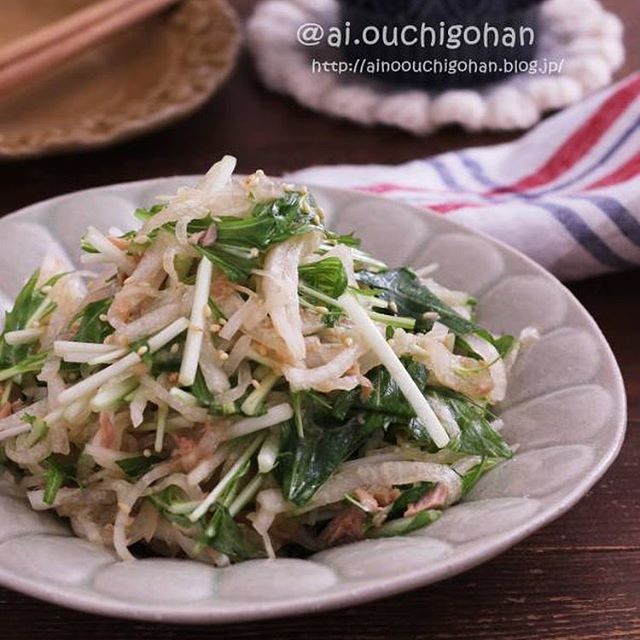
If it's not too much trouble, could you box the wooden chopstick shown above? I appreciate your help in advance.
[0,0,181,97]
[0,0,137,70]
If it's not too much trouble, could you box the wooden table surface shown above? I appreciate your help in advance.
[0,0,638,637]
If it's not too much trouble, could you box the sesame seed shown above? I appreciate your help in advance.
[136,345,149,356]
[209,323,221,333]
[170,343,180,354]
[203,305,212,318]
[389,301,398,314]
[218,351,229,360]
[143,449,151,458]
[99,314,108,322]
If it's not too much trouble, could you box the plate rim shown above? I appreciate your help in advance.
[0,177,627,623]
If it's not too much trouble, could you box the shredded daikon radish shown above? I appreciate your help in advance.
[304,461,462,512]
[113,460,180,560]
[465,334,507,403]
[282,345,359,392]
[0,158,521,565]
[82,226,136,274]
[139,375,208,423]
[215,362,252,405]
[222,334,253,376]
[200,334,230,393]
[261,235,316,364]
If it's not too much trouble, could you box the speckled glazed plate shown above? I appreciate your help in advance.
[0,179,626,623]
[0,0,239,159]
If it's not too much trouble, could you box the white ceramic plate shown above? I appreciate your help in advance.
[0,179,626,623]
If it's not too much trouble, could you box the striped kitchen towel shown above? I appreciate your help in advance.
[290,74,640,281]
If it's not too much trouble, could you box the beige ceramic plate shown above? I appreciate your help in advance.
[0,0,240,158]
[0,179,627,622]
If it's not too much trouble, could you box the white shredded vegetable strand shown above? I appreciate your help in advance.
[154,403,168,453]
[58,317,189,407]
[83,226,136,274]
[179,257,213,387]
[225,403,293,441]
[338,292,450,448]
[189,433,266,522]
[4,328,42,346]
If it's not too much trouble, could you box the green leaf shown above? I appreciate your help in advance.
[387,481,435,519]
[277,394,388,506]
[200,503,258,561]
[22,414,48,448]
[218,190,321,248]
[42,457,78,505]
[134,204,166,223]
[195,244,256,283]
[72,298,113,344]
[190,368,239,415]
[80,237,98,254]
[460,457,500,494]
[339,359,511,459]
[116,453,166,478]
[0,270,47,368]
[0,352,47,382]
[359,358,429,419]
[428,389,512,459]
[147,485,193,527]
[369,509,441,538]
[493,334,517,358]
[357,268,514,357]
[196,191,323,283]
[149,340,183,376]
[298,257,348,299]
[325,231,361,248]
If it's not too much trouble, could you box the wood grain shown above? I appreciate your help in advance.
[0,0,638,637]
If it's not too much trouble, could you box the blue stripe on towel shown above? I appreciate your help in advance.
[573,194,640,249]
[456,152,638,269]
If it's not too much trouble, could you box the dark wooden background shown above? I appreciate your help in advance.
[0,0,638,637]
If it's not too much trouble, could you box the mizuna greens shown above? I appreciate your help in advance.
[0,157,536,564]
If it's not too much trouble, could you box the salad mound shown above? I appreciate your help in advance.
[0,157,535,564]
